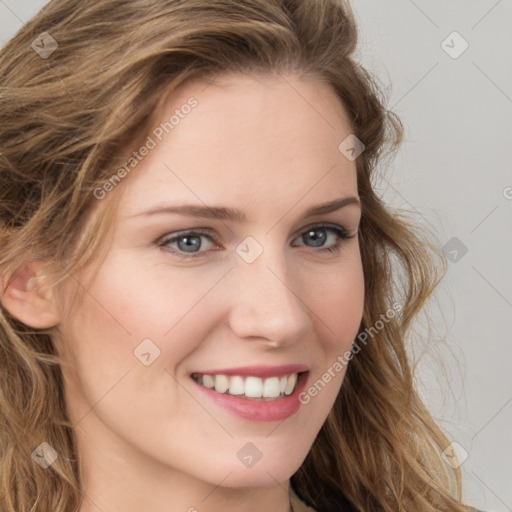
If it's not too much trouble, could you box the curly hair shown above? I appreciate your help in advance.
[0,1,472,511]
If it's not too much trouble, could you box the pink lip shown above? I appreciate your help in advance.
[192,364,309,378]
[191,370,309,422]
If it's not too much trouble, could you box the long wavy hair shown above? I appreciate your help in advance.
[0,1,471,511]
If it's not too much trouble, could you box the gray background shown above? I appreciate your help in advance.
[1,1,511,510]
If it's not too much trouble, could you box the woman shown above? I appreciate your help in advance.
[0,1,480,511]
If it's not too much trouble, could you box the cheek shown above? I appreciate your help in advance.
[309,249,365,347]
[58,239,364,380]
[296,253,363,425]
[60,252,230,374]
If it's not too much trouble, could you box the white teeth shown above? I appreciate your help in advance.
[263,377,281,398]
[245,376,263,398]
[194,372,301,399]
[202,374,215,389]
[280,376,287,393]
[228,375,245,395]
[284,373,297,396]
[214,374,229,393]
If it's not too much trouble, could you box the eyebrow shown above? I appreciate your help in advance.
[128,196,360,222]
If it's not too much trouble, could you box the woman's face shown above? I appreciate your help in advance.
[53,72,364,492]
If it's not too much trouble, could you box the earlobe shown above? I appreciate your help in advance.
[0,261,60,329]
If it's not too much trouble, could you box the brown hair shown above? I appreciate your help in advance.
[0,1,470,511]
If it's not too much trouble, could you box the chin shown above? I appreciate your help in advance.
[218,465,296,488]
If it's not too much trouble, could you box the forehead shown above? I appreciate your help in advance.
[111,72,358,219]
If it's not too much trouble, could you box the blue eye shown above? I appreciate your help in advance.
[158,229,217,258]
[294,225,353,252]
[157,223,356,260]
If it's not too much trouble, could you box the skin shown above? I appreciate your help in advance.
[1,72,364,512]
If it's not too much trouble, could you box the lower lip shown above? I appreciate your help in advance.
[191,372,309,422]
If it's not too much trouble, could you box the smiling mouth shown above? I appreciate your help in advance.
[191,371,308,401]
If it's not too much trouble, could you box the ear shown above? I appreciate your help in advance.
[0,260,60,329]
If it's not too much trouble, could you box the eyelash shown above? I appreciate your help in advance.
[156,223,357,260]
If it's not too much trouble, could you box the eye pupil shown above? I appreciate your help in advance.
[178,235,201,252]
[304,229,326,247]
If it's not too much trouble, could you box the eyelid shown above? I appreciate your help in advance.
[157,222,355,243]
[157,228,218,250]
[156,221,358,259]
[294,222,358,238]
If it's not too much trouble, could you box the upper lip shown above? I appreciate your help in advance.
[191,364,309,378]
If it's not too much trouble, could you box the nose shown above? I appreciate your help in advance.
[226,245,312,347]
